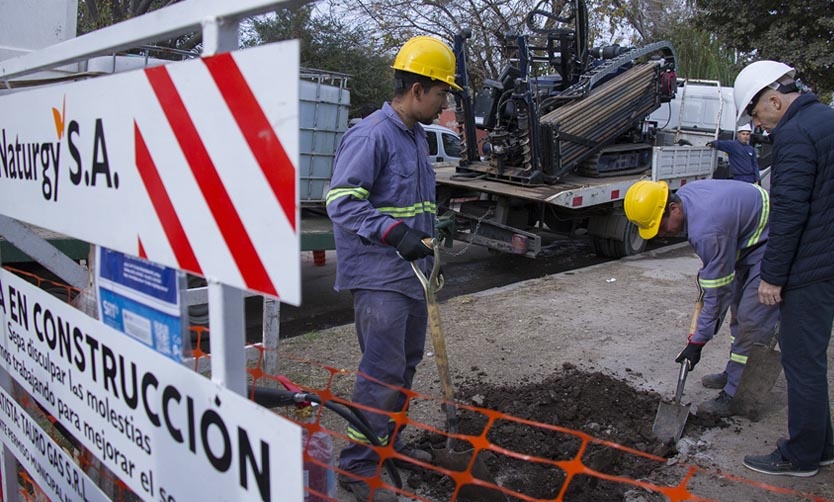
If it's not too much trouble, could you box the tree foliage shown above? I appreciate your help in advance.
[322,0,737,89]
[327,0,539,86]
[652,19,737,83]
[244,4,393,116]
[695,0,834,97]
[77,0,200,56]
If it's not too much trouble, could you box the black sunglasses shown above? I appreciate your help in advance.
[745,88,768,117]
[745,81,799,117]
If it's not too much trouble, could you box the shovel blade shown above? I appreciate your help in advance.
[732,343,782,420]
[652,401,691,443]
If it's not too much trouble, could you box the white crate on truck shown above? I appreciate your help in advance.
[653,146,717,180]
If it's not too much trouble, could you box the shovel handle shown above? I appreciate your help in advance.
[689,299,704,336]
[410,238,443,299]
[427,301,459,433]
[410,239,459,436]
[673,360,689,404]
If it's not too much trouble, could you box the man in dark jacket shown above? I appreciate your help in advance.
[734,60,834,477]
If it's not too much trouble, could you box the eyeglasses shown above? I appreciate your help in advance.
[745,80,799,117]
[745,87,768,117]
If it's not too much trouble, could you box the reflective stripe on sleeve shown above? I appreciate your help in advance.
[699,273,735,289]
[746,185,770,248]
[326,186,370,205]
[377,201,437,218]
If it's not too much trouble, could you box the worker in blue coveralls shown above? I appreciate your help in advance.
[325,36,460,502]
[707,123,761,183]
[624,179,780,417]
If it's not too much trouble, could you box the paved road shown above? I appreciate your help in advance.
[263,236,683,341]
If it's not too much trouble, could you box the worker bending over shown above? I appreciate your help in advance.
[624,179,779,417]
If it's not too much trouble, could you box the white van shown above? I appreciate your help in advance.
[348,119,462,164]
[423,123,462,164]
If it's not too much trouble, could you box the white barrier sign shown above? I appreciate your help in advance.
[0,41,301,304]
[0,269,303,501]
[0,387,110,502]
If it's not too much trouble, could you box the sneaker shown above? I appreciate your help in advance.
[698,390,734,417]
[338,475,399,502]
[774,437,834,467]
[743,449,819,477]
[701,371,728,389]
[393,444,432,470]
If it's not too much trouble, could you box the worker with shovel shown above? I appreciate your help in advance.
[624,179,780,418]
[325,36,460,502]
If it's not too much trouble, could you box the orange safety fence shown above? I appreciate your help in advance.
[241,347,834,502]
[3,265,833,502]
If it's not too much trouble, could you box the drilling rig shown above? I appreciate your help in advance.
[436,0,716,258]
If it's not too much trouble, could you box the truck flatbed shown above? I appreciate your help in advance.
[436,144,714,211]
[434,163,651,209]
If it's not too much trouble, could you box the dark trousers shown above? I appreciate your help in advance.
[339,289,427,478]
[777,278,834,469]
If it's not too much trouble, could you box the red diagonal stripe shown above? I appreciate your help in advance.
[134,123,202,274]
[203,53,297,231]
[144,66,278,297]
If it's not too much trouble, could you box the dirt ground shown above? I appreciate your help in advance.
[276,243,834,502]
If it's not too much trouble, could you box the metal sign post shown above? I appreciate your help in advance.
[0,0,309,499]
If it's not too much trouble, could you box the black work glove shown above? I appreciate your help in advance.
[385,222,432,262]
[675,341,705,370]
[705,141,715,148]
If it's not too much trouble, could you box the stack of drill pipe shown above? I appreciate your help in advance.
[539,62,660,178]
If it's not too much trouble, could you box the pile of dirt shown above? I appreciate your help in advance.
[406,363,728,501]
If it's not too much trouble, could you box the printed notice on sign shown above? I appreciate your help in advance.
[0,268,303,501]
[0,387,110,502]
[0,41,301,304]
[96,246,185,361]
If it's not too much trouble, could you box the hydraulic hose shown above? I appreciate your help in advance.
[248,386,403,489]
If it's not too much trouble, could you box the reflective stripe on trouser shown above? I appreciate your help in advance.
[777,278,834,470]
[339,289,427,478]
[722,259,780,396]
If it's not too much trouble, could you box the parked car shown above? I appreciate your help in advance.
[423,123,461,164]
[347,119,462,164]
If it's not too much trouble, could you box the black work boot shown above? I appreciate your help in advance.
[393,444,432,470]
[338,475,399,502]
[698,390,734,417]
[701,371,728,389]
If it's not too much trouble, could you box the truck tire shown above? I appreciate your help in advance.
[589,213,647,258]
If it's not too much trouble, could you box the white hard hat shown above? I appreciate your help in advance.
[733,60,796,125]
[737,123,752,133]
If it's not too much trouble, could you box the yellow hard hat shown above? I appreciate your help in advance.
[392,36,462,91]
[624,180,669,240]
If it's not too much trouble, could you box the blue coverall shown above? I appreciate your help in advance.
[326,102,436,478]
[712,139,760,183]
[679,180,780,396]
